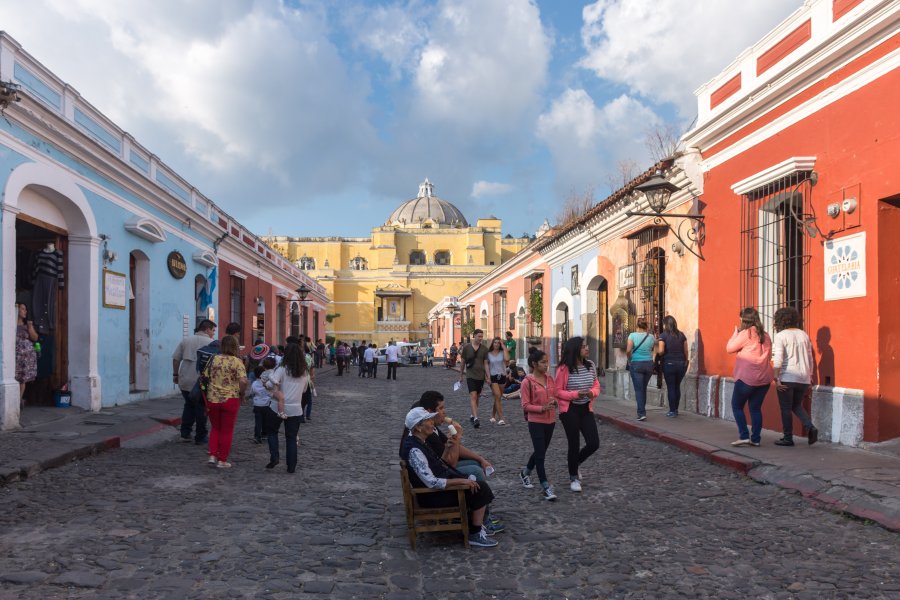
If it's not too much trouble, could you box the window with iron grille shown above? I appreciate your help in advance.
[492,291,506,338]
[628,227,667,334]
[525,276,543,338]
[409,250,426,265]
[276,297,286,344]
[434,250,451,265]
[739,171,813,333]
[230,276,244,330]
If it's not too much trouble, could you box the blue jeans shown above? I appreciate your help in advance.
[455,459,486,481]
[662,361,687,413]
[180,389,207,442]
[265,411,302,472]
[731,380,770,443]
[629,361,654,417]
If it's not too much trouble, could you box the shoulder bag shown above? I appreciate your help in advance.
[626,333,650,371]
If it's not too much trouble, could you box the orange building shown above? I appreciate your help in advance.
[683,0,899,444]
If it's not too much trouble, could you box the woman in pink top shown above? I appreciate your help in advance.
[518,348,559,501]
[726,307,774,447]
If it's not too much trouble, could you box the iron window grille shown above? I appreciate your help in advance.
[525,276,544,339]
[739,171,813,334]
[409,250,426,265]
[628,227,667,334]
[492,291,506,338]
[230,276,244,330]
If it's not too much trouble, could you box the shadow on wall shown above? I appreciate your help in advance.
[816,326,835,387]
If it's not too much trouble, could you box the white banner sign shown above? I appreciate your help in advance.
[824,232,866,301]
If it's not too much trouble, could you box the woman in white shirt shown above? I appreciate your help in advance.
[265,343,310,472]
[486,337,508,425]
[772,307,817,446]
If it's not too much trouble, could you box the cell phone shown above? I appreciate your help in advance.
[485,466,495,477]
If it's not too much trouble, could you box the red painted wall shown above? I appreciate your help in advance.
[699,66,900,441]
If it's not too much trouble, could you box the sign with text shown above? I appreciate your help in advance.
[618,264,635,290]
[167,250,187,279]
[824,232,866,300]
[102,269,128,309]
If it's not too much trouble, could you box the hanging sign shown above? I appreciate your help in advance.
[167,251,187,279]
[824,232,866,300]
[102,269,128,310]
[618,264,635,290]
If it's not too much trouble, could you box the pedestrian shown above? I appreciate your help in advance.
[301,343,316,422]
[486,337,508,425]
[249,357,276,443]
[727,307,774,447]
[203,335,247,468]
[336,340,347,376]
[315,339,325,369]
[350,342,358,366]
[358,341,368,377]
[265,342,310,473]
[400,407,498,548]
[448,341,459,369]
[14,303,38,406]
[458,329,490,428]
[172,319,217,443]
[329,343,336,365]
[658,315,689,418]
[555,336,600,493]
[626,318,657,421]
[772,306,818,446]
[386,340,400,380]
[425,343,435,367]
[504,330,517,361]
[368,343,379,378]
[519,347,559,501]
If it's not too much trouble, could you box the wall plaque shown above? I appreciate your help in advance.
[167,250,187,279]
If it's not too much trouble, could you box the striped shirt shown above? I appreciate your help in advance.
[563,363,596,405]
[33,249,64,287]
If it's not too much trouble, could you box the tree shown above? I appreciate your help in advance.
[554,188,595,227]
[460,318,476,337]
[644,122,682,163]
[604,158,641,193]
[325,313,341,323]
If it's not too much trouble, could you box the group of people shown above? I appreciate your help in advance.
[172,322,319,472]
[454,330,519,427]
[625,308,817,447]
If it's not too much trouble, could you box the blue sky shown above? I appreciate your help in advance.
[0,0,800,238]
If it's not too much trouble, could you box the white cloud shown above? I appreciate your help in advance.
[345,3,429,77]
[579,0,798,115]
[471,181,514,198]
[1,0,377,207]
[536,89,659,194]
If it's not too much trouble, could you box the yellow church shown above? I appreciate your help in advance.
[265,179,529,344]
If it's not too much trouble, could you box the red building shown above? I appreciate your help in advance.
[683,0,899,444]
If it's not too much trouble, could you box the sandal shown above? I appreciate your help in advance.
[216,461,233,469]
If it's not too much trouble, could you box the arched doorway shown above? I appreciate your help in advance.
[194,275,207,330]
[585,276,609,369]
[2,162,101,428]
[516,305,526,361]
[555,302,569,365]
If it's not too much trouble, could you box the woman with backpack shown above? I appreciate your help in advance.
[627,318,657,421]
[555,336,601,493]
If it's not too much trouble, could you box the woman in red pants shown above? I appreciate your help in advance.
[204,335,247,468]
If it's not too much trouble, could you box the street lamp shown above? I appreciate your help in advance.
[626,170,706,260]
[296,283,312,302]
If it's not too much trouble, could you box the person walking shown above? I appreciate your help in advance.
[658,315,689,418]
[519,348,558,501]
[265,343,310,473]
[772,307,818,446]
[363,343,376,378]
[486,337,508,425]
[14,303,38,406]
[555,336,600,493]
[203,335,247,468]
[727,307,774,447]
[626,318,657,421]
[249,357,276,443]
[172,319,217,443]
[336,340,347,376]
[504,331,517,361]
[386,340,400,380]
[458,330,490,428]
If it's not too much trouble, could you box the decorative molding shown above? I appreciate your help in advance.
[229,270,247,280]
[124,215,167,243]
[192,250,217,268]
[731,157,816,195]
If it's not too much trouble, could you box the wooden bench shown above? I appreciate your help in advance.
[399,460,469,549]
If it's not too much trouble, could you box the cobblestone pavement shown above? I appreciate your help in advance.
[1,365,898,599]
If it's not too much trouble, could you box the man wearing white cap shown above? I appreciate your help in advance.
[400,407,498,548]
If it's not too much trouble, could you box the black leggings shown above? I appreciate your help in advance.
[559,403,600,478]
[526,421,555,484]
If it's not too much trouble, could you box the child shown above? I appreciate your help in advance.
[249,357,277,443]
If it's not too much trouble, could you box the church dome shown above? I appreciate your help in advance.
[386,179,468,228]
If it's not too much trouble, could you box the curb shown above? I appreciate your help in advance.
[596,412,900,532]
[0,415,182,487]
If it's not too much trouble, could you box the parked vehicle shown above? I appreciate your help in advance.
[375,342,422,365]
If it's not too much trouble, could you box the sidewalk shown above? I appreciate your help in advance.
[0,394,185,485]
[595,394,900,532]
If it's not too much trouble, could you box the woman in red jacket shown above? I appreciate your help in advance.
[518,348,559,501]
[555,336,601,493]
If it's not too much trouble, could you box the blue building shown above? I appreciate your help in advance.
[0,33,323,429]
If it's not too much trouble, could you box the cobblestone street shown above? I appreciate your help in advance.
[1,365,899,599]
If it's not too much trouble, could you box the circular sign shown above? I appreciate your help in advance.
[454,315,461,326]
[167,251,187,279]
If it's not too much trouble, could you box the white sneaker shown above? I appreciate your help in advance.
[570,479,582,492]
[542,485,557,501]
[489,417,497,424]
